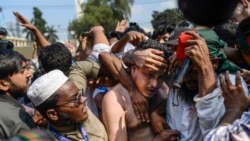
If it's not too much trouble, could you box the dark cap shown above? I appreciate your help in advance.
[166,27,191,46]
[0,27,7,36]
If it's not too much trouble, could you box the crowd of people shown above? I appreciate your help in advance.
[1,0,250,141]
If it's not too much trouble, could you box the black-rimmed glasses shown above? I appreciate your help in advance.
[53,89,87,108]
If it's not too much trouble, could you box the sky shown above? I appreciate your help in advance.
[0,0,177,41]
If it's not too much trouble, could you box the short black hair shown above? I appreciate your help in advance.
[0,49,26,80]
[38,42,72,75]
[152,25,174,39]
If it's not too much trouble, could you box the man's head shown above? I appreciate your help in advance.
[0,49,31,98]
[166,27,192,51]
[152,25,174,43]
[27,70,88,126]
[131,39,170,98]
[38,42,72,75]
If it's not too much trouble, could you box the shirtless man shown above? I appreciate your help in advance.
[101,35,179,141]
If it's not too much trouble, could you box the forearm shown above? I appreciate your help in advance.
[123,49,136,66]
[111,35,129,53]
[31,27,51,47]
[219,109,245,126]
[198,65,216,97]
[99,52,135,91]
[92,30,109,46]
[31,49,37,59]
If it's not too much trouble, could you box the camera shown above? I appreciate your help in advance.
[0,27,8,36]
[0,40,14,50]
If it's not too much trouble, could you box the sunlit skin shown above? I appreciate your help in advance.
[131,66,166,98]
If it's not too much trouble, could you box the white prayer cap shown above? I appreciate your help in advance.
[27,69,68,106]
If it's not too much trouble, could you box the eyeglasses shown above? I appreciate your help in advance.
[53,89,87,108]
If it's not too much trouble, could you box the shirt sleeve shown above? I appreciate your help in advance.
[194,87,225,136]
[69,60,100,90]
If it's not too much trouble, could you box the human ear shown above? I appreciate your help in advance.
[46,109,59,121]
[0,80,10,91]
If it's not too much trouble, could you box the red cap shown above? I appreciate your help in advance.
[176,31,194,60]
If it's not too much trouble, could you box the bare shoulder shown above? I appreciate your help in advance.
[103,83,131,108]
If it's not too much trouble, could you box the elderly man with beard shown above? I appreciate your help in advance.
[0,49,37,139]
[27,69,107,141]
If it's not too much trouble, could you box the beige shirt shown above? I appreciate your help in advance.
[53,110,107,141]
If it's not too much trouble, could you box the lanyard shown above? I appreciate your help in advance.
[49,124,89,141]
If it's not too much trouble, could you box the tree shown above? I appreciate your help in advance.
[109,0,134,19]
[22,7,48,40]
[46,25,58,42]
[151,8,184,29]
[69,0,133,37]
[21,7,59,42]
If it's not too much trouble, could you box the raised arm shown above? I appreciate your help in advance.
[13,11,51,47]
[219,71,250,126]
[204,71,250,141]
[185,31,216,97]
[99,52,150,122]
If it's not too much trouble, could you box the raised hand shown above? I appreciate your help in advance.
[219,71,250,125]
[185,31,216,97]
[124,31,146,46]
[115,19,128,32]
[220,71,250,112]
[13,11,36,31]
[132,48,167,71]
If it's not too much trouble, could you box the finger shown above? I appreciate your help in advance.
[168,131,181,137]
[137,104,146,122]
[225,71,233,86]
[235,71,242,87]
[132,104,140,118]
[162,122,170,130]
[141,104,149,122]
[150,53,166,63]
[150,49,164,56]
[184,31,200,39]
[144,64,160,72]
[219,74,227,93]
